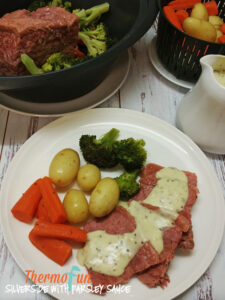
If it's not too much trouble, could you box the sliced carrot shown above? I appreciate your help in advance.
[35,198,50,222]
[204,1,219,16]
[11,179,42,223]
[29,229,72,266]
[33,220,87,242]
[38,177,66,224]
[168,0,201,10]
[163,6,183,31]
[218,35,225,44]
[175,9,189,24]
[221,24,225,35]
[75,47,86,58]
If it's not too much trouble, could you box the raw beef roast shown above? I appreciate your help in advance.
[0,7,79,76]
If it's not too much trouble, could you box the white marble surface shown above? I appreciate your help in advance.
[0,26,224,300]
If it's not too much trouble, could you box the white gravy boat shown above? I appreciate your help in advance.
[176,55,225,154]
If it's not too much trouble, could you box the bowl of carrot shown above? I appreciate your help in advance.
[156,0,225,82]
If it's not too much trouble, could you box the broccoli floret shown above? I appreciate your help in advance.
[113,138,147,171]
[81,23,107,41]
[73,3,110,28]
[79,128,120,168]
[41,52,86,72]
[78,31,106,57]
[21,54,44,75]
[21,53,88,75]
[115,170,140,200]
[48,0,72,11]
[28,0,72,11]
[28,0,46,11]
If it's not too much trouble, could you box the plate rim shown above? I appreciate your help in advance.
[0,108,224,300]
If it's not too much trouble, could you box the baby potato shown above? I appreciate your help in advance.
[49,148,80,187]
[209,16,224,30]
[89,178,120,218]
[63,189,89,223]
[183,17,217,42]
[216,30,223,43]
[77,164,101,192]
[191,3,208,21]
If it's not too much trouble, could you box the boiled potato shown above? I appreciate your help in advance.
[216,30,223,43]
[49,148,80,187]
[209,16,224,30]
[77,164,101,192]
[63,189,89,223]
[89,177,120,217]
[191,3,208,21]
[183,17,217,42]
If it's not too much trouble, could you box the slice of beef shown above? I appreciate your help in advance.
[132,163,198,249]
[0,7,79,76]
[137,225,182,288]
[84,205,182,293]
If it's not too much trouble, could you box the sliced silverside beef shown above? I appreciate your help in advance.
[83,163,198,293]
[0,7,79,76]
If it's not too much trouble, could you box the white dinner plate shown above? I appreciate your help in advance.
[0,51,130,117]
[0,108,224,300]
[148,36,194,90]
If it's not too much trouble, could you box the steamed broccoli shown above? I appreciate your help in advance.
[73,3,110,28]
[28,0,47,11]
[21,54,44,75]
[115,170,140,200]
[81,23,107,41]
[79,128,120,168]
[78,31,106,58]
[41,52,87,72]
[28,0,72,12]
[113,138,147,172]
[21,53,87,75]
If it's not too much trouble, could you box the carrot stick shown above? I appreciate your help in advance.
[221,24,225,35]
[29,229,72,266]
[38,177,66,224]
[218,35,225,44]
[33,220,87,242]
[204,1,218,16]
[163,6,183,31]
[168,0,201,10]
[11,179,42,223]
[75,47,86,58]
[35,198,50,222]
[175,9,189,24]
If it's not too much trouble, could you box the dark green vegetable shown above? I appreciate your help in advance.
[28,0,72,12]
[115,170,140,200]
[78,23,108,57]
[21,54,44,75]
[21,52,88,74]
[113,138,147,171]
[73,3,110,28]
[28,0,46,11]
[41,53,87,72]
[79,128,120,168]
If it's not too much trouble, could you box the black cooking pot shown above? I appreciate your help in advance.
[0,0,158,102]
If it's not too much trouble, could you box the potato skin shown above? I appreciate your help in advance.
[209,16,224,30]
[183,17,217,42]
[63,189,89,223]
[191,3,208,21]
[49,148,80,187]
[77,164,101,192]
[89,178,120,217]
